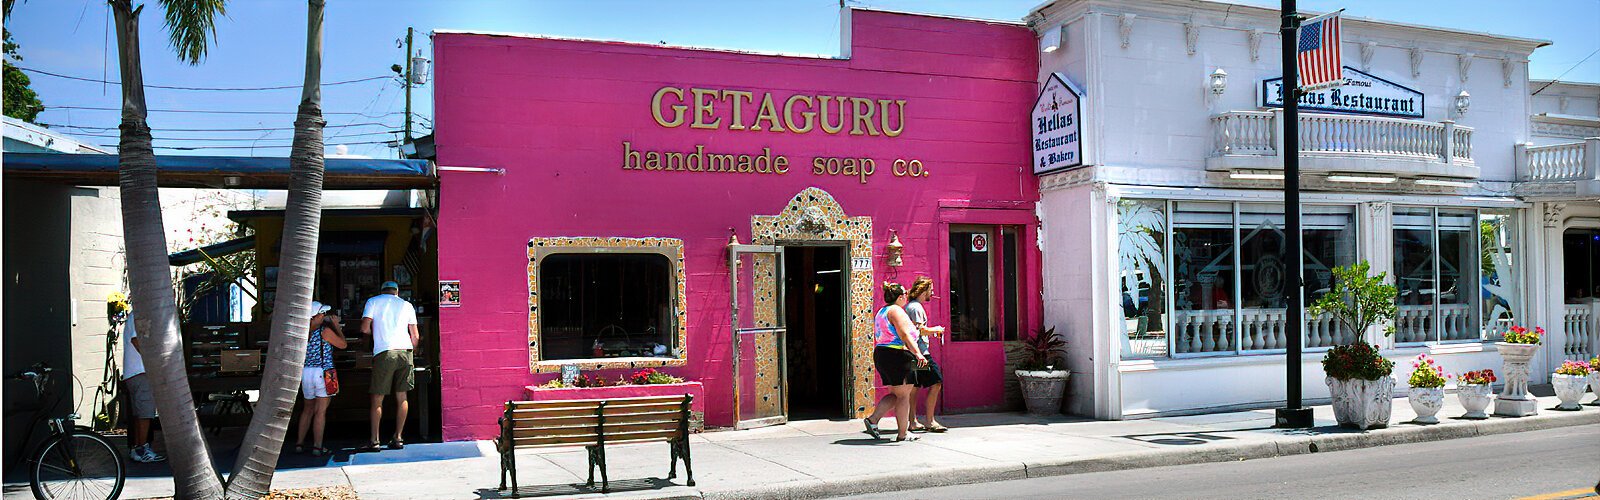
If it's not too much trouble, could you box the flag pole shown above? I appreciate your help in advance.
[1275,0,1315,429]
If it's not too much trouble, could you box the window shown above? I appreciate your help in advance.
[949,225,1023,342]
[539,254,676,360]
[1118,200,1168,358]
[1172,202,1236,354]
[1394,207,1507,344]
[1120,200,1359,358]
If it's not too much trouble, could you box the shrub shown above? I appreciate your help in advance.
[1407,354,1448,389]
[1308,262,1398,341]
[1017,327,1067,371]
[1322,340,1394,381]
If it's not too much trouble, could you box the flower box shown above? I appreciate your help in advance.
[524,381,706,430]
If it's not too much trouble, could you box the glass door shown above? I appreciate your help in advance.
[938,225,1017,412]
[729,244,787,429]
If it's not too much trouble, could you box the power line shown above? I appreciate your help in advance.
[1531,48,1600,96]
[18,67,395,91]
[96,140,397,151]
[48,105,403,116]
[72,130,399,141]
[39,121,399,132]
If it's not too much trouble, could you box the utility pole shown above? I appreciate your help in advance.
[403,26,414,145]
[1275,0,1315,429]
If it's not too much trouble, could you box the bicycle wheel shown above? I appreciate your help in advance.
[29,432,125,500]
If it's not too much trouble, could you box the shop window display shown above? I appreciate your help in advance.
[539,253,677,360]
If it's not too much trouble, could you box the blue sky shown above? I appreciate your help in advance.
[6,0,1597,158]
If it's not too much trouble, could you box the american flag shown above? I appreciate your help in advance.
[1297,11,1343,89]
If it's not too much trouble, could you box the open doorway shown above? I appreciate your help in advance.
[783,245,848,420]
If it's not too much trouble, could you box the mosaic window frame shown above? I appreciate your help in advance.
[527,237,689,373]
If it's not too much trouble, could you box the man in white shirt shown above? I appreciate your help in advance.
[361,281,419,450]
[122,313,166,463]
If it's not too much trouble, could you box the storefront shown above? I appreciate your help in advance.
[1028,0,1596,419]
[431,8,1043,439]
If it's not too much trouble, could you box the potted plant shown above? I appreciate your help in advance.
[1015,327,1069,416]
[1455,369,1496,419]
[1494,325,1543,417]
[1406,354,1448,424]
[1551,360,1591,411]
[1309,262,1398,430]
[1590,356,1600,406]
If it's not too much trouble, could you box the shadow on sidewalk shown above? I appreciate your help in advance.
[474,477,678,498]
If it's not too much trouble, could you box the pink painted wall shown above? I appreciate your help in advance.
[432,8,1041,441]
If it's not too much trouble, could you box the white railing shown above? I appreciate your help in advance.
[1173,309,1346,354]
[1211,110,1475,166]
[1564,304,1595,361]
[1394,304,1474,344]
[1516,139,1599,182]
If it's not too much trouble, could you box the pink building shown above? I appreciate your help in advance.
[432,8,1041,441]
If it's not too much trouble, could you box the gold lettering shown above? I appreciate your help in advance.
[850,98,879,136]
[893,159,907,176]
[751,94,786,132]
[818,96,847,134]
[784,95,816,133]
[644,151,662,170]
[859,158,875,184]
[688,145,706,171]
[651,87,686,128]
[812,158,826,175]
[665,152,684,171]
[755,148,774,173]
[774,155,789,174]
[622,141,641,169]
[736,154,754,173]
[709,153,735,172]
[721,90,754,130]
[691,88,721,130]
[879,99,906,137]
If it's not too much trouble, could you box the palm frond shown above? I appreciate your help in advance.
[157,0,226,65]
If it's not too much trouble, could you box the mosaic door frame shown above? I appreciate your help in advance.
[749,187,876,418]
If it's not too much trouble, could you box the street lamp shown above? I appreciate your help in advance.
[1209,68,1229,96]
[1040,24,1065,53]
[1453,90,1471,118]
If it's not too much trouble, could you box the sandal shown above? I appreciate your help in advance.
[895,434,919,442]
[387,439,405,450]
[908,423,928,433]
[863,418,882,440]
[293,444,305,454]
[311,447,330,457]
[928,424,949,433]
[362,442,382,451]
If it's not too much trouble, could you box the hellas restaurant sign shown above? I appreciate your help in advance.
[1261,66,1423,119]
[1032,73,1084,175]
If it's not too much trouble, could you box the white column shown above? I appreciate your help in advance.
[1362,201,1394,348]
[1537,203,1567,382]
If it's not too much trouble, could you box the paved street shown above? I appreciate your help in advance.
[843,425,1600,500]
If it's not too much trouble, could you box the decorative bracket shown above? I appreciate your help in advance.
[1409,48,1423,78]
[1118,13,1136,49]
[1359,41,1377,71]
[1183,18,1198,56]
[1247,30,1264,62]
[1458,52,1474,84]
[1501,57,1514,88]
[795,206,832,235]
[1544,203,1567,228]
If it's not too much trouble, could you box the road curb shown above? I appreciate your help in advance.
[695,409,1599,500]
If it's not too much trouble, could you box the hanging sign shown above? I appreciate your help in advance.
[970,234,988,253]
[1261,66,1423,118]
[1032,73,1085,175]
[439,280,461,308]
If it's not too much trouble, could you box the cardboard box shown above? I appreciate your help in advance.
[219,349,262,373]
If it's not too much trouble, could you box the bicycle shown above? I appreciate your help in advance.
[14,362,126,500]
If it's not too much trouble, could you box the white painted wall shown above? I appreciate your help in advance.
[1038,182,1114,417]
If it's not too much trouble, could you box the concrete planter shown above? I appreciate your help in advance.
[1456,383,1493,419]
[1326,376,1394,430]
[1494,342,1541,417]
[1552,374,1587,411]
[1407,386,1444,424]
[1589,373,1600,406]
[1016,370,1070,416]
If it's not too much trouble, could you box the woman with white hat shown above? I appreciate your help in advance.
[295,301,347,456]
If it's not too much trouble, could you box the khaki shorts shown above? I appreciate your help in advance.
[125,374,157,419]
[371,350,415,395]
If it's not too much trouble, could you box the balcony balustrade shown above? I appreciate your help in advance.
[1207,110,1478,179]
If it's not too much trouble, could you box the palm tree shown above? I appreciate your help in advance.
[226,0,326,495]
[110,0,228,497]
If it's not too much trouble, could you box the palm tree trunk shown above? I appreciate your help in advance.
[225,0,326,496]
[110,1,226,497]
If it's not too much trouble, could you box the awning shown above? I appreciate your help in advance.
[169,235,256,266]
[2,152,434,189]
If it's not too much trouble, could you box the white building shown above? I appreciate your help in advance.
[1027,0,1599,419]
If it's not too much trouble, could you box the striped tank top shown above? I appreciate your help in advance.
[875,306,905,349]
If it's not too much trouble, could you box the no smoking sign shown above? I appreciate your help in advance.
[970,233,988,253]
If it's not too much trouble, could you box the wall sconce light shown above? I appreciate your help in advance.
[1040,24,1065,53]
[726,227,740,248]
[885,229,904,267]
[1453,90,1471,118]
[1209,68,1229,96]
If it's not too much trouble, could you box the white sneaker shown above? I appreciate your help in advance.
[130,444,165,463]
[145,446,166,462]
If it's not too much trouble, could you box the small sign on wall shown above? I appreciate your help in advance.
[852,257,872,271]
[970,233,989,253]
[560,364,580,386]
[1032,72,1085,175]
[439,280,461,308]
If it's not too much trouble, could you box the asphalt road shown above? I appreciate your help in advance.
[842,425,1600,500]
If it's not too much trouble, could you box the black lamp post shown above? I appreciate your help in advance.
[1274,0,1316,429]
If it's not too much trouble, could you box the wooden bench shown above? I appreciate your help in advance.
[496,394,694,495]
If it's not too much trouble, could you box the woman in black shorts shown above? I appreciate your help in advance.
[863,282,928,442]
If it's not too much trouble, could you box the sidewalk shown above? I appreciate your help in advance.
[92,392,1599,500]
